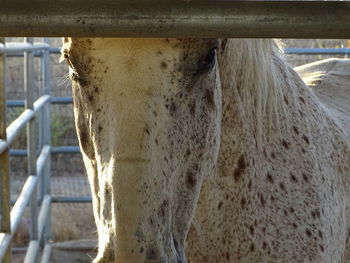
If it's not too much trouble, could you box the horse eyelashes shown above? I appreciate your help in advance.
[198,48,217,73]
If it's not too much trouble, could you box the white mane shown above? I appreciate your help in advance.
[227,39,301,147]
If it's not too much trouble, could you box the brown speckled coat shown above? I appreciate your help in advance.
[62,38,350,263]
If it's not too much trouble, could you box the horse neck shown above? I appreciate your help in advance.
[218,39,306,153]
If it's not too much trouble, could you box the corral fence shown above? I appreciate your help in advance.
[0,38,54,263]
[0,1,349,262]
[0,38,90,263]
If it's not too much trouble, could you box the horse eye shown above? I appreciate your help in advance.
[199,48,217,73]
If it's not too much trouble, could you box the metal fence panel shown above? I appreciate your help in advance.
[0,38,53,263]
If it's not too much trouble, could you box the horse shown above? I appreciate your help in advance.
[61,37,350,262]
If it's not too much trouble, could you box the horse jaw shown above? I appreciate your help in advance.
[63,38,221,263]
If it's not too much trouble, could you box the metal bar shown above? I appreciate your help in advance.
[50,97,73,105]
[9,149,48,203]
[12,247,27,252]
[40,243,52,263]
[41,37,52,245]
[0,1,350,38]
[285,48,350,55]
[23,240,39,263]
[0,95,50,154]
[5,47,60,57]
[5,100,24,107]
[0,37,11,263]
[5,47,350,58]
[10,176,37,235]
[10,195,92,205]
[51,146,80,153]
[51,196,92,203]
[36,145,51,181]
[37,195,51,242]
[0,43,50,54]
[38,44,45,203]
[25,38,39,248]
[36,145,51,208]
[10,146,80,156]
[0,234,11,263]
[9,149,27,156]
[7,97,73,107]
[0,176,37,262]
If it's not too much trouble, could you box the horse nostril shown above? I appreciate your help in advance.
[145,247,159,261]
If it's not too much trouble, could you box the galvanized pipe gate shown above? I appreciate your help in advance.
[0,38,52,263]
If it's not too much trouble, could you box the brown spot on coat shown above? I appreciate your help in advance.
[250,243,255,252]
[282,139,290,149]
[305,228,312,237]
[186,171,196,188]
[290,173,298,183]
[279,182,286,191]
[249,225,254,235]
[302,135,310,145]
[217,201,223,210]
[241,197,246,208]
[233,155,247,182]
[293,126,299,134]
[169,102,177,115]
[266,172,273,183]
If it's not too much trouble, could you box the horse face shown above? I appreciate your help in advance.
[63,38,222,263]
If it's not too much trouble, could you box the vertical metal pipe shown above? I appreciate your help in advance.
[38,51,43,165]
[38,44,44,205]
[0,37,11,263]
[41,37,51,244]
[25,38,39,255]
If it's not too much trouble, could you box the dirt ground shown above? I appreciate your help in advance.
[5,38,349,262]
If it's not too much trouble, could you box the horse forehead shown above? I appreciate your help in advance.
[67,38,216,56]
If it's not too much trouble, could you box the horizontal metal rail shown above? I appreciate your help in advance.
[7,97,73,107]
[285,48,350,55]
[5,47,350,57]
[0,94,50,154]
[0,1,349,38]
[10,195,91,205]
[51,196,92,203]
[0,43,50,54]
[49,97,73,105]
[6,48,60,57]
[10,146,80,156]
